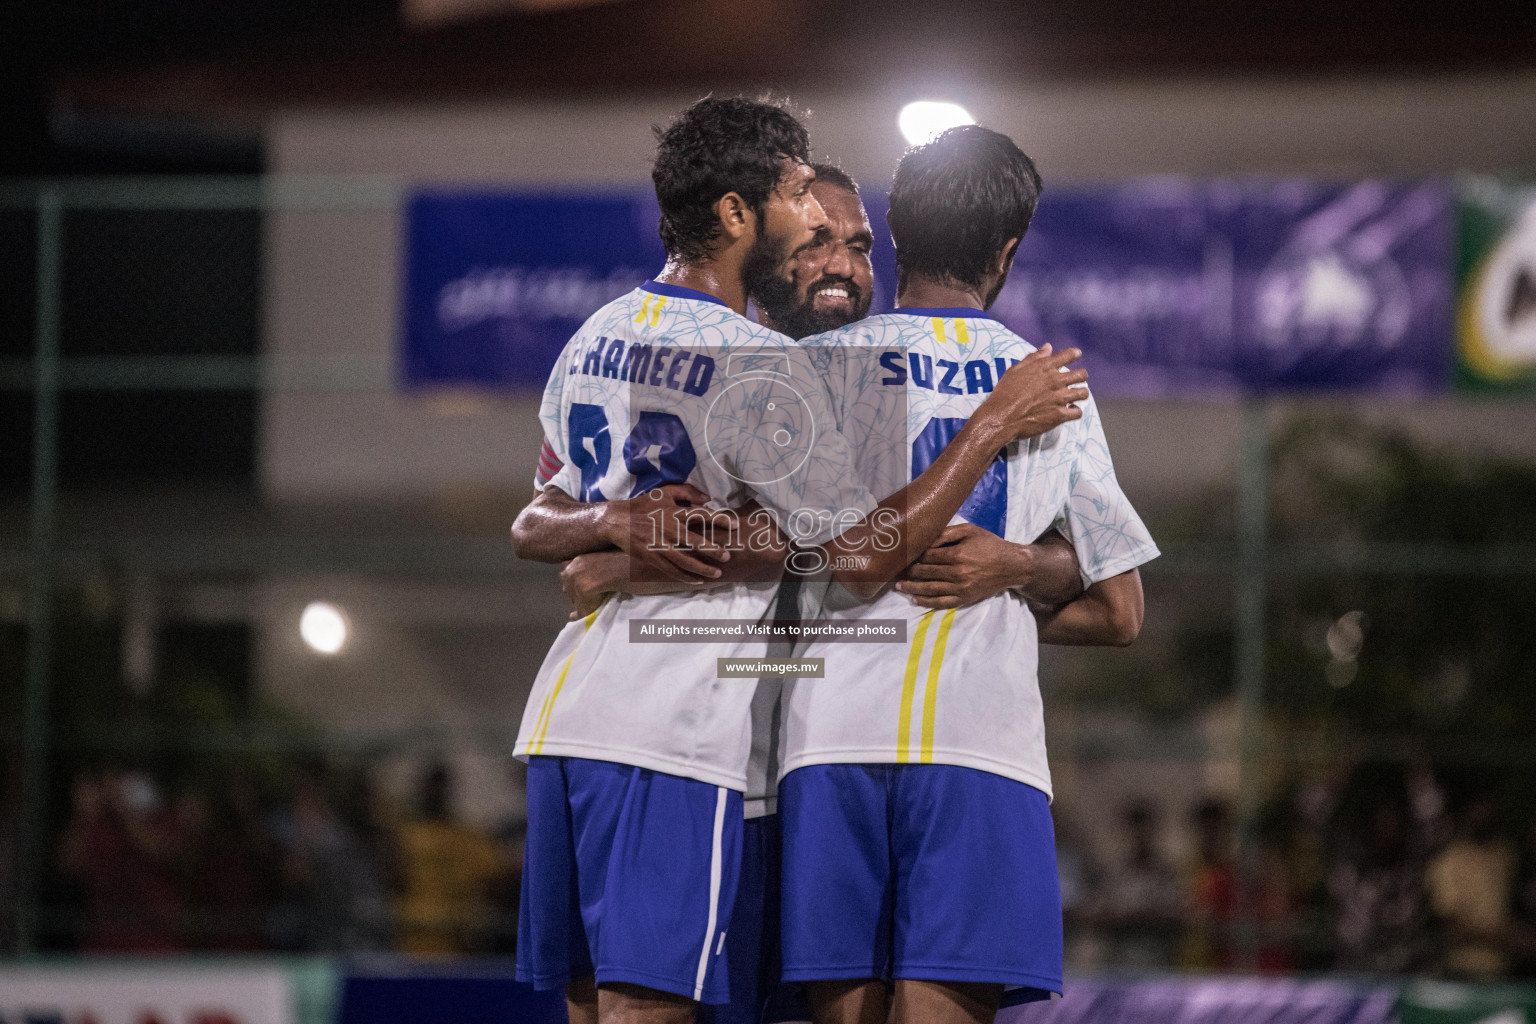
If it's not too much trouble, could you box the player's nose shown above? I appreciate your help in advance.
[803,191,828,234]
[823,243,853,278]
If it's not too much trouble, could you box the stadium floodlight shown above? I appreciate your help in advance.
[898,101,976,146]
[300,601,349,655]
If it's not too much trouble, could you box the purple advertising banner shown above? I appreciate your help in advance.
[993,179,1456,395]
[404,180,1456,395]
[993,978,1397,1024]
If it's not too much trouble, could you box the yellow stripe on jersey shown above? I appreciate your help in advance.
[919,609,957,762]
[953,318,970,346]
[649,296,668,326]
[532,606,601,754]
[633,294,652,324]
[931,317,948,346]
[897,610,935,762]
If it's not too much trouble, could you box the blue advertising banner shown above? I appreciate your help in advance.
[331,969,1396,1024]
[403,181,1455,395]
[999,179,1455,395]
[339,965,566,1024]
[403,190,665,388]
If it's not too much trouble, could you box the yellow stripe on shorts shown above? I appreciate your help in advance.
[897,610,935,762]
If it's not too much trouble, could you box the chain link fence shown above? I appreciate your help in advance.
[1,178,1535,975]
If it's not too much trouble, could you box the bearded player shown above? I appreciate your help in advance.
[552,162,1107,1024]
[778,126,1159,1024]
[510,99,1091,1024]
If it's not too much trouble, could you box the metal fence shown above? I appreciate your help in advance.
[1,177,1535,968]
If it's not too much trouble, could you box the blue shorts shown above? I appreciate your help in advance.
[516,756,742,1004]
[699,812,785,1024]
[779,763,1062,1002]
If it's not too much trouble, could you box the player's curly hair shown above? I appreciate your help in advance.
[887,125,1042,296]
[652,96,813,262]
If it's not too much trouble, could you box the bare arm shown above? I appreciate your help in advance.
[825,345,1087,600]
[1034,568,1144,647]
[511,483,736,583]
[894,524,1084,610]
[559,504,790,618]
[510,486,615,562]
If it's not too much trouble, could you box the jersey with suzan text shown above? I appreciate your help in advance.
[514,281,874,791]
[780,308,1159,797]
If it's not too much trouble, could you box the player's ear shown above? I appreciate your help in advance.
[715,191,752,243]
[995,237,1021,277]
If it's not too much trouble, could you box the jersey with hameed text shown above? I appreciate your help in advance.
[779,308,1159,797]
[514,281,875,790]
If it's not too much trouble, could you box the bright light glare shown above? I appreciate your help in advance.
[300,601,348,655]
[898,101,976,146]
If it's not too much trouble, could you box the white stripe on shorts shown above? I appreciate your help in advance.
[693,786,728,1001]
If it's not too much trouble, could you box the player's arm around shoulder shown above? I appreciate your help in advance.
[895,525,1144,645]
[1035,568,1144,647]
[556,499,791,619]
[824,345,1089,601]
[510,485,615,563]
[511,483,735,584]
[895,524,1083,611]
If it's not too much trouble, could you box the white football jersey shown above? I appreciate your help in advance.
[780,308,1160,797]
[514,282,875,790]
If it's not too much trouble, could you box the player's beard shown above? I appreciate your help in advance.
[760,273,870,341]
[742,227,799,332]
[982,265,1013,310]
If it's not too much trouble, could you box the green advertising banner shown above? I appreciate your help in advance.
[1398,980,1536,1024]
[1457,177,1536,394]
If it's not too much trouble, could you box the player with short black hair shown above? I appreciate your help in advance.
[886,125,1043,306]
[778,125,1158,1024]
[653,96,815,263]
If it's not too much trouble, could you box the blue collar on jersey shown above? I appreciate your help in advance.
[642,279,730,308]
[893,306,997,320]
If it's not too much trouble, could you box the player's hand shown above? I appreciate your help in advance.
[601,483,739,583]
[976,343,1087,441]
[560,555,615,620]
[894,522,1031,610]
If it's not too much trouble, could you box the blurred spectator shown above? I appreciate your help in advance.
[1180,798,1236,971]
[1091,799,1182,968]
[167,785,213,946]
[1282,780,1338,971]
[1053,806,1100,968]
[1254,824,1299,974]
[487,758,530,954]
[347,770,400,948]
[1328,778,1435,974]
[269,765,388,952]
[396,762,505,956]
[1427,791,1516,979]
[1512,812,1536,978]
[59,769,183,952]
[0,756,15,953]
[175,781,278,951]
